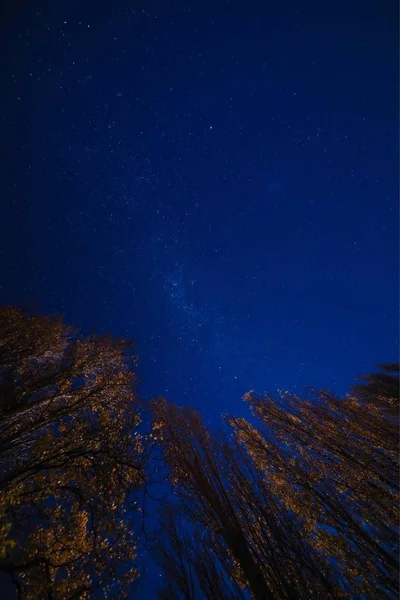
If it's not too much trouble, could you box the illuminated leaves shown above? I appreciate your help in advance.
[154,365,399,600]
[0,306,144,599]
[233,376,399,598]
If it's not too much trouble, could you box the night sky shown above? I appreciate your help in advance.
[1,0,398,425]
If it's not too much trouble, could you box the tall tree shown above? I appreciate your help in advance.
[0,306,145,599]
[151,399,335,600]
[153,363,399,599]
[231,367,399,599]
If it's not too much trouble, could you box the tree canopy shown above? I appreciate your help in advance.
[0,307,146,599]
[0,305,398,599]
[152,367,399,599]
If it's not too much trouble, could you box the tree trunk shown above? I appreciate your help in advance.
[225,526,274,600]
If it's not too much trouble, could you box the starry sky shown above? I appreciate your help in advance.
[1,0,398,424]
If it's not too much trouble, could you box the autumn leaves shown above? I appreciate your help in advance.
[0,306,398,599]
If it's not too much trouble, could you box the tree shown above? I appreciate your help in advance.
[151,399,335,600]
[0,306,146,599]
[231,371,399,598]
[154,505,247,600]
[153,363,399,599]
[351,362,399,415]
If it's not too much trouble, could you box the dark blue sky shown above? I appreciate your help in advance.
[1,0,398,422]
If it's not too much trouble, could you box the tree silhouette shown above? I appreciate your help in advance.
[231,383,399,598]
[153,363,399,599]
[3,305,397,599]
[351,362,399,415]
[154,504,248,600]
[0,306,145,599]
[151,399,336,600]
